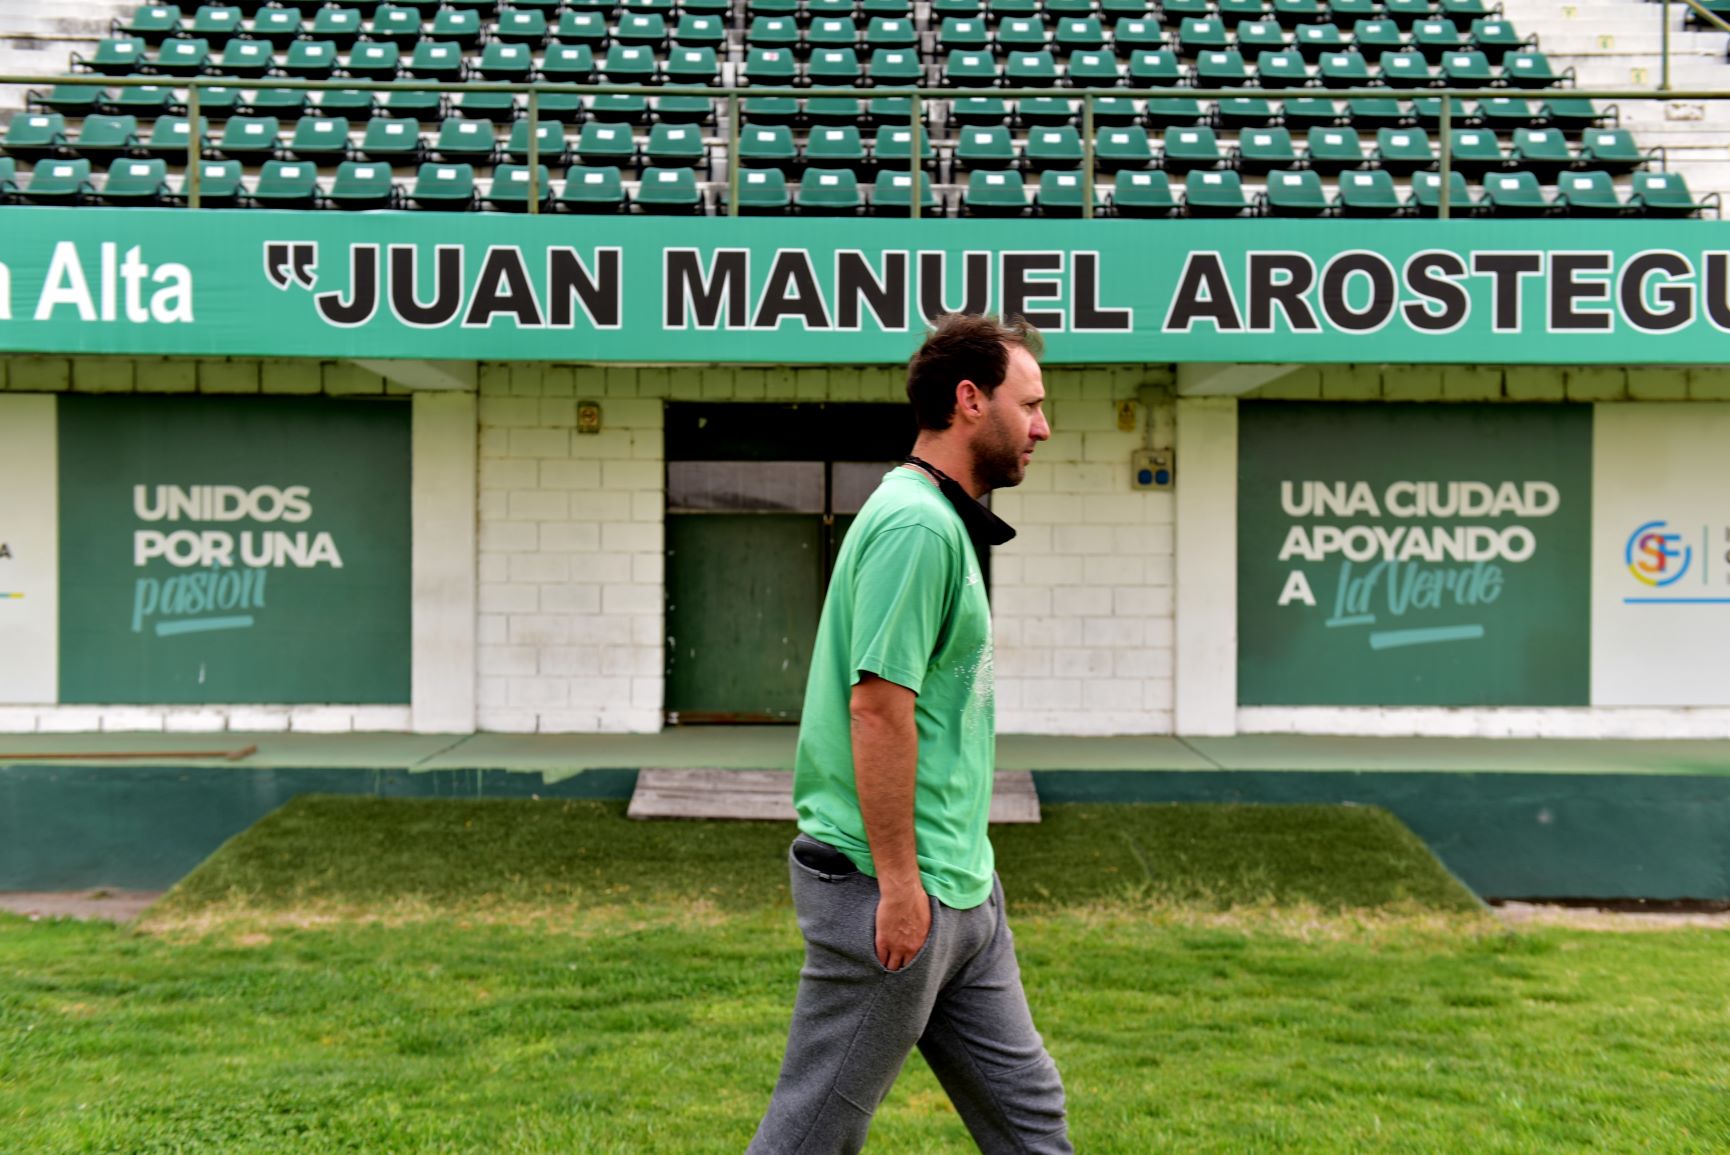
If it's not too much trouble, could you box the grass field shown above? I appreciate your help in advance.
[2,797,1727,1153]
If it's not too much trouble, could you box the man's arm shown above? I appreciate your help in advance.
[851,672,931,972]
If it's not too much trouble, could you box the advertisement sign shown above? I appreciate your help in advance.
[1591,404,1730,705]
[2,210,1729,362]
[0,396,58,703]
[1238,402,1592,706]
[56,395,411,704]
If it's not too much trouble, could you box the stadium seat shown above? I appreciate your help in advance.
[871,125,937,173]
[411,163,478,211]
[1110,169,1177,218]
[1193,50,1250,86]
[871,169,943,216]
[17,158,93,205]
[79,37,147,75]
[328,160,401,210]
[32,81,105,117]
[951,95,1009,126]
[1272,0,1326,26]
[214,37,271,78]
[1113,17,1165,53]
[1382,0,1434,27]
[486,164,552,212]
[955,125,1017,171]
[1184,169,1248,216]
[1411,17,1468,61]
[1262,168,1330,217]
[1469,17,1525,61]
[645,123,707,170]
[4,112,68,163]
[998,17,1047,51]
[1069,51,1122,87]
[744,47,798,86]
[288,115,351,164]
[346,41,402,80]
[964,169,1029,217]
[185,4,239,41]
[1373,126,1434,174]
[381,90,442,125]
[360,116,423,163]
[477,41,534,81]
[247,88,310,118]
[1257,50,1311,87]
[1218,97,1278,130]
[118,4,183,43]
[666,46,720,84]
[615,12,668,45]
[1056,16,1107,50]
[554,10,607,44]
[1005,50,1060,86]
[1161,125,1223,173]
[1477,170,1548,217]
[673,13,726,48]
[738,124,798,170]
[727,167,792,214]
[1378,50,1433,87]
[252,159,323,209]
[1542,96,1603,133]
[1334,168,1402,216]
[944,49,1000,86]
[1024,126,1084,171]
[176,156,243,206]
[1176,18,1231,54]
[575,121,637,167]
[1576,129,1647,176]
[1294,22,1346,60]
[1552,170,1623,218]
[99,156,172,205]
[505,119,569,166]
[1236,127,1299,174]
[1406,168,1471,215]
[1143,96,1206,129]
[1282,97,1340,131]
[495,8,549,44]
[433,117,497,164]
[153,36,210,75]
[1127,49,1184,85]
[1318,50,1372,87]
[940,17,989,52]
[1035,171,1103,217]
[636,166,703,214]
[1095,125,1154,171]
[1236,17,1285,53]
[407,41,465,82]
[1441,49,1495,85]
[1509,127,1573,183]
[796,167,864,214]
[217,115,279,162]
[1328,0,1382,20]
[1346,97,1406,129]
[1445,128,1505,179]
[309,6,362,47]
[1475,96,1539,132]
[1502,50,1563,87]
[368,5,420,47]
[284,39,338,79]
[67,113,139,163]
[1627,171,1715,219]
[558,165,629,213]
[142,114,207,161]
[251,7,301,48]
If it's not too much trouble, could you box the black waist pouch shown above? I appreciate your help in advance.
[794,836,860,877]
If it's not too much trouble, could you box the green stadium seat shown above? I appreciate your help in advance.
[1161,0,1211,19]
[1318,50,1371,87]
[1176,17,1231,54]
[1282,97,1339,131]
[1441,49,1494,85]
[433,116,497,164]
[1304,126,1366,174]
[871,125,935,173]
[1005,50,1060,86]
[1235,126,1298,173]
[541,42,596,83]
[1541,97,1602,134]
[1218,98,1278,130]
[554,10,608,44]
[1100,0,1153,15]
[1126,49,1183,85]
[381,89,441,125]
[1143,96,1205,128]
[1501,50,1563,88]
[997,16,1047,51]
[407,41,465,81]
[1378,49,1433,87]
[614,7,666,41]
[1509,127,1573,183]
[143,114,208,160]
[1552,170,1624,218]
[213,37,271,78]
[1110,169,1177,218]
[309,6,362,47]
[738,124,797,169]
[1477,170,1548,217]
[185,4,239,40]
[1193,49,1250,85]
[1046,0,1095,16]
[644,122,707,169]
[1381,0,1434,27]
[1469,17,1525,62]
[4,112,68,163]
[807,0,854,15]
[411,162,476,211]
[1183,169,1248,216]
[99,157,171,205]
[283,39,338,79]
[1094,125,1153,171]
[494,7,549,44]
[1068,51,1122,87]
[477,41,534,81]
[328,160,400,210]
[1473,96,1538,132]
[860,0,912,16]
[1256,49,1309,87]
[1577,128,1647,176]
[1293,22,1346,61]
[1090,96,1141,126]
[486,164,552,212]
[251,7,301,48]
[871,169,943,216]
[118,4,183,43]
[1445,127,1505,179]
[506,119,570,165]
[346,41,401,79]
[806,16,856,49]
[964,169,1029,217]
[247,87,309,118]
[1352,17,1406,54]
[153,36,211,75]
[793,125,857,172]
[1236,19,1286,54]
[635,166,703,214]
[796,167,864,215]
[1160,125,1223,173]
[218,114,279,162]
[19,158,94,204]
[951,95,1010,126]
[944,49,1001,86]
[808,47,863,86]
[1035,170,1104,217]
[80,37,147,75]
[673,13,726,48]
[1271,0,1326,25]
[1334,168,1402,216]
[866,47,923,85]
[252,159,323,209]
[1328,0,1383,19]
[1055,15,1107,50]
[940,17,989,51]
[32,81,106,117]
[359,116,423,163]
[744,47,798,84]
[1411,17,1467,61]
[1373,126,1433,174]
[1406,168,1470,215]
[1017,96,1076,128]
[288,115,351,164]
[1628,171,1714,219]
[727,167,792,214]
[368,5,421,47]
[454,90,520,125]
[932,0,981,14]
[747,14,798,49]
[557,165,629,213]
[1219,0,1269,22]
[1024,125,1083,171]
[1344,96,1405,129]
[1440,0,1495,18]
[1262,168,1330,216]
[1113,17,1164,53]
[955,125,1016,171]
[575,121,637,166]
[986,0,1040,19]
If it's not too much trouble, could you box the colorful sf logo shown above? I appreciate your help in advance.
[1625,520,1692,587]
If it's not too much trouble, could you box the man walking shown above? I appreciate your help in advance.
[746,313,1069,1154]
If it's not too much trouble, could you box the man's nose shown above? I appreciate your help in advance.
[1033,413,1051,441]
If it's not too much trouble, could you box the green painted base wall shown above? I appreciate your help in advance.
[3,765,1726,900]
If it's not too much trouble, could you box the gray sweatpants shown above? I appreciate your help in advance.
[746,833,1073,1154]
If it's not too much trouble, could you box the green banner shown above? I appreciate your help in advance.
[1237,402,1592,707]
[1,209,1728,362]
[57,394,410,704]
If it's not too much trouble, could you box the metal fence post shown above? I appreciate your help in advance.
[1662,0,1672,91]
[526,86,540,214]
[910,92,923,221]
[1081,93,1095,220]
[186,82,201,209]
[1438,93,1452,220]
[727,92,739,217]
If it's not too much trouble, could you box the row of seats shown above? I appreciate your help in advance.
[10,111,1646,178]
[2,155,1710,217]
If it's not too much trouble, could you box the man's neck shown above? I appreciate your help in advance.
[905,438,986,499]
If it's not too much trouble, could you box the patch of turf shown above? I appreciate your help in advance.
[146,796,1481,923]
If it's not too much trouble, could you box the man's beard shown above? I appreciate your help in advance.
[970,411,1026,493]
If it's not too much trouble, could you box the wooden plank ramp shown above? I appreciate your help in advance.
[628,768,1041,823]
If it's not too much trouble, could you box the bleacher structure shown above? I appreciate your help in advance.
[0,0,1725,215]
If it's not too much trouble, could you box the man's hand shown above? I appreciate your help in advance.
[875,882,931,972]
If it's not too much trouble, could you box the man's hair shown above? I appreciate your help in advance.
[905,312,1044,432]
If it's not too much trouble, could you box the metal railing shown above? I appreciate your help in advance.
[1665,0,1730,91]
[9,72,1730,218]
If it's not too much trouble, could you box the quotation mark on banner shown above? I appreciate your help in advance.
[264,242,319,290]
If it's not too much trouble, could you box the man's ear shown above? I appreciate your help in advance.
[955,379,983,420]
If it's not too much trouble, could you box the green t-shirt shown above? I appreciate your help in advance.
[792,466,996,911]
